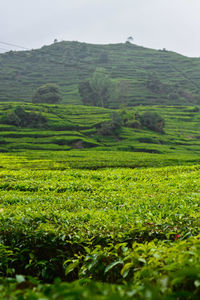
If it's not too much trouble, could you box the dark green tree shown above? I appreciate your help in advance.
[78,81,95,106]
[140,111,164,133]
[126,36,134,43]
[98,112,122,136]
[89,68,117,107]
[79,68,117,108]
[32,83,61,104]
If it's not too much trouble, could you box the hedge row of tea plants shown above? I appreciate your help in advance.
[1,154,200,297]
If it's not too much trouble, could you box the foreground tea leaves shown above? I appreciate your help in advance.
[1,156,200,297]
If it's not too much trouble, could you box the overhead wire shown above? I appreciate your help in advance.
[0,41,30,50]
[0,40,66,62]
[0,47,9,51]
[0,40,65,65]
[0,39,81,77]
[0,39,199,92]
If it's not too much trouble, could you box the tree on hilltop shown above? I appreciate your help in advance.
[126,36,134,43]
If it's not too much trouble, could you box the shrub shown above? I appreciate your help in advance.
[98,121,114,136]
[191,106,199,112]
[126,119,141,129]
[140,111,164,133]
[32,83,61,104]
[98,112,122,136]
[1,106,47,128]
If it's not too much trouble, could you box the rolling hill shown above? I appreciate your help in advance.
[2,43,200,299]
[1,41,200,106]
[1,102,200,164]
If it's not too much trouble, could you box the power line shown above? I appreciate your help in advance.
[0,47,9,51]
[0,40,78,68]
[0,40,65,63]
[0,41,30,50]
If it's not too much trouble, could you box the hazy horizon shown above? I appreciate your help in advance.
[1,0,200,58]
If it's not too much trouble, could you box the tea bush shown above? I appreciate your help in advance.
[1,155,200,297]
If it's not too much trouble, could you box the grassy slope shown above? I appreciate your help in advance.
[1,104,200,298]
[1,102,200,159]
[1,41,200,106]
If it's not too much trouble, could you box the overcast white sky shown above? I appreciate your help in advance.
[1,0,200,57]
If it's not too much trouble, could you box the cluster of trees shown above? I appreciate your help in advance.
[29,78,164,134]
[78,68,132,108]
[123,110,164,133]
[31,70,130,109]
[99,109,165,136]
[2,106,47,128]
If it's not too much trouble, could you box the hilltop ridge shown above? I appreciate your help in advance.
[0,40,200,106]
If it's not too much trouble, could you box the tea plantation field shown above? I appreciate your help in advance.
[1,152,200,299]
[1,102,200,156]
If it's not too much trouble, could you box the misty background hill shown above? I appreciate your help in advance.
[1,41,200,107]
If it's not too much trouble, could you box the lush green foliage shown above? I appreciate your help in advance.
[1,105,47,128]
[1,102,200,297]
[79,68,117,108]
[1,41,200,106]
[0,277,192,299]
[98,112,122,136]
[32,83,61,104]
[1,154,200,298]
[0,103,200,156]
[140,111,165,133]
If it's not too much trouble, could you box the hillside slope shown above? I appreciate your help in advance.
[1,102,200,157]
[0,41,200,106]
